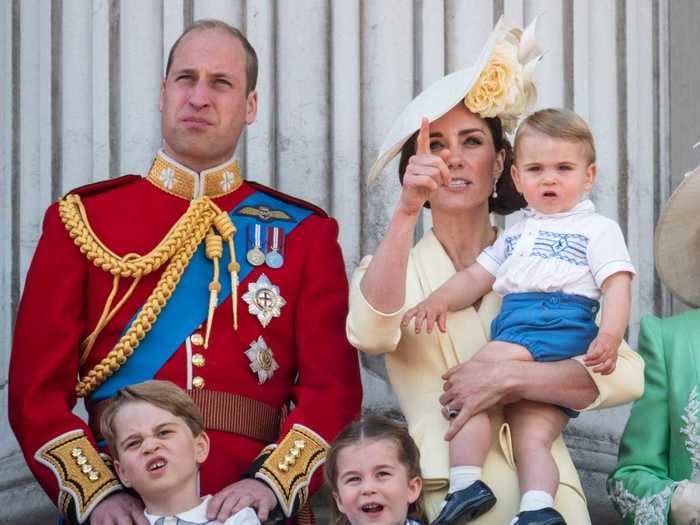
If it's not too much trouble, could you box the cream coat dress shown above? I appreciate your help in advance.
[346,230,645,525]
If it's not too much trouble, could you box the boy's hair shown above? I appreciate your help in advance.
[100,380,204,458]
[325,415,427,525]
[514,108,596,164]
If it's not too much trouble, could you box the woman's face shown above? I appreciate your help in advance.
[425,104,504,214]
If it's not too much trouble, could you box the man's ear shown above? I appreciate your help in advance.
[159,79,166,112]
[245,90,258,125]
[114,459,132,488]
[194,431,210,465]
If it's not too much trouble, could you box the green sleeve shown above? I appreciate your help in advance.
[607,314,677,525]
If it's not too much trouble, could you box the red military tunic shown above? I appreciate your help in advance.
[9,151,362,523]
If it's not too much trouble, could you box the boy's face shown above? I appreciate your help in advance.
[112,401,209,506]
[512,132,596,214]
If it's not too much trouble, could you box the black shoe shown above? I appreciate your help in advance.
[431,481,497,525]
[513,507,566,525]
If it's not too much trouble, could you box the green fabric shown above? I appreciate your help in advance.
[608,309,700,524]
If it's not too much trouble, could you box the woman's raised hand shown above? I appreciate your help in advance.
[398,117,451,215]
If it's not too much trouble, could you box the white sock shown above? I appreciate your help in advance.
[507,491,554,525]
[447,466,482,493]
[519,490,554,512]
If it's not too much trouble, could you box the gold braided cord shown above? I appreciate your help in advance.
[59,194,214,278]
[204,231,224,348]
[213,212,241,329]
[61,193,229,398]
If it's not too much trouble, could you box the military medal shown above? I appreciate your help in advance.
[265,226,285,269]
[242,274,286,327]
[244,336,279,384]
[246,224,265,266]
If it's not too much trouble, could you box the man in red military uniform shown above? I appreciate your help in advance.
[9,20,362,525]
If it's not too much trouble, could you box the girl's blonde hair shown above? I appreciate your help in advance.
[325,415,427,525]
[514,107,596,164]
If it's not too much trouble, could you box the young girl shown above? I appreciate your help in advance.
[325,415,427,525]
[403,108,636,525]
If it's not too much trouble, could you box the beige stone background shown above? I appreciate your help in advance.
[1,1,700,523]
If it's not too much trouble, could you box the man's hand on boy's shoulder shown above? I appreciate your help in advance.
[89,492,148,525]
[207,479,277,523]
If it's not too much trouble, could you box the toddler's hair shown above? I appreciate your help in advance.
[325,414,426,525]
[514,108,596,164]
[100,379,204,458]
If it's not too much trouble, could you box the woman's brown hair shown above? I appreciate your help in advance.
[398,115,526,215]
[325,415,427,525]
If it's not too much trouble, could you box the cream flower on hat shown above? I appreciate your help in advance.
[368,16,542,183]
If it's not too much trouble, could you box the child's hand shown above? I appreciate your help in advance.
[401,294,449,334]
[583,332,621,375]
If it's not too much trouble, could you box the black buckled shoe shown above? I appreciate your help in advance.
[430,481,497,525]
[513,507,566,525]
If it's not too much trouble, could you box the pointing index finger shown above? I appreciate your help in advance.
[416,117,431,155]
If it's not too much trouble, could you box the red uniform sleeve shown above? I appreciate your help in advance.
[9,204,122,524]
[253,216,362,517]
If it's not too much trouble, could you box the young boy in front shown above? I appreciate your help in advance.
[100,380,260,525]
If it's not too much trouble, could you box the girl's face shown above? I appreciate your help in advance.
[333,438,422,525]
[426,104,504,214]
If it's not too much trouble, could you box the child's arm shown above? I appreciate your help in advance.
[583,271,633,375]
[401,262,495,334]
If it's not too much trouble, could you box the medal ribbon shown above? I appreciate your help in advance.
[92,191,313,401]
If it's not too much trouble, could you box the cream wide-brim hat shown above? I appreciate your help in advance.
[654,163,700,307]
[367,15,542,183]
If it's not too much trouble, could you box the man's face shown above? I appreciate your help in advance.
[160,28,257,172]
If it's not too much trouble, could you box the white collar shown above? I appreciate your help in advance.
[144,495,211,524]
[522,198,595,220]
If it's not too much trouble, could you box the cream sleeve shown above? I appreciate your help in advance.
[346,255,406,354]
[573,340,645,410]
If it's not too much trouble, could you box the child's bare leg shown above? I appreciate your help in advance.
[449,340,533,469]
[506,400,568,511]
[433,341,535,524]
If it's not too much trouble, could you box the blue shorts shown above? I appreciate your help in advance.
[491,291,600,418]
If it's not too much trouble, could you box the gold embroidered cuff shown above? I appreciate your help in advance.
[34,430,122,523]
[254,424,328,517]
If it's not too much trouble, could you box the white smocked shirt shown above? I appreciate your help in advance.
[476,199,636,300]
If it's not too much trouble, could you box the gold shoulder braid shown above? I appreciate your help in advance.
[59,194,240,398]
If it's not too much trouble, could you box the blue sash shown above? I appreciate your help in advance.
[91,191,313,401]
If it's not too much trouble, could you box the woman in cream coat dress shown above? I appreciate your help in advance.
[347,17,644,525]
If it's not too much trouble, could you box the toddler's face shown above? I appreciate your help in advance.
[512,132,595,214]
[333,438,421,525]
[112,401,209,506]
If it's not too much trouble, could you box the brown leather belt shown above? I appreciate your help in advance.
[90,390,281,444]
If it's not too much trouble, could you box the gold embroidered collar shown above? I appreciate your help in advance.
[145,150,243,200]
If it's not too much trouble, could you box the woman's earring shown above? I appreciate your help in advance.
[492,178,499,198]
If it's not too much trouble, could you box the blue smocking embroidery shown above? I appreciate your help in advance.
[531,230,589,266]
[504,234,521,258]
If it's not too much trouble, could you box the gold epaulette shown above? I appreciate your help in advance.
[254,424,328,517]
[35,430,122,523]
[59,193,241,397]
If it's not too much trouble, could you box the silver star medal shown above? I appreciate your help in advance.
[245,336,279,384]
[242,274,286,327]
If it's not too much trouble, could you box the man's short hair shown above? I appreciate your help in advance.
[100,380,204,458]
[165,19,258,94]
